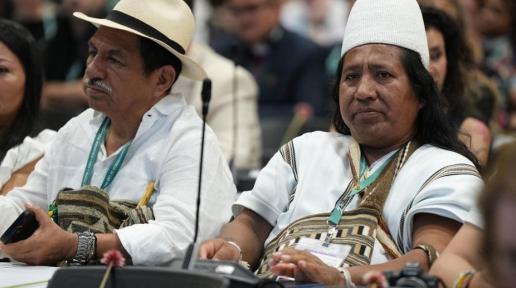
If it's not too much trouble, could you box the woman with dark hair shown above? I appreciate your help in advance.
[0,19,55,194]
[199,0,482,286]
[421,6,492,165]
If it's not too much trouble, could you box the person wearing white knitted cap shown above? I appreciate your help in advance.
[199,0,482,286]
[0,0,237,266]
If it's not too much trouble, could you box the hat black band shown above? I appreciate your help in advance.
[107,10,186,55]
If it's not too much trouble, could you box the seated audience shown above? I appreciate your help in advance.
[280,0,349,47]
[211,0,329,118]
[422,6,492,165]
[38,0,108,131]
[0,0,235,266]
[200,0,482,286]
[477,0,515,130]
[173,0,261,170]
[0,19,55,195]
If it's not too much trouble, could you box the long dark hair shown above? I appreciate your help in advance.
[0,19,43,160]
[421,6,473,126]
[332,47,480,169]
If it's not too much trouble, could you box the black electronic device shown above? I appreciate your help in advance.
[1,210,39,244]
[170,255,283,288]
[47,266,230,288]
[384,262,441,288]
[192,259,283,288]
[193,259,260,287]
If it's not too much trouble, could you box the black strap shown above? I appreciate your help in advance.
[107,10,186,55]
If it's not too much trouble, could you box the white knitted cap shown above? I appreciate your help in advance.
[340,0,429,68]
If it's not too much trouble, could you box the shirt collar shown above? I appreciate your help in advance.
[91,94,186,120]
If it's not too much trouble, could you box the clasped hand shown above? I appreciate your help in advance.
[269,248,345,286]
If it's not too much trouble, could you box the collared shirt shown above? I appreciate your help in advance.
[0,95,236,265]
[234,131,483,264]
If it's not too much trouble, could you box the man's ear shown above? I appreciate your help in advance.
[155,65,176,98]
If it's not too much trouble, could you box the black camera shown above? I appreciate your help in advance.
[384,262,440,288]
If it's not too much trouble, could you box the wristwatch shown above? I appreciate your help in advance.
[68,231,97,266]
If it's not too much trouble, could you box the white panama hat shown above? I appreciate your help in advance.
[340,0,430,69]
[74,0,207,80]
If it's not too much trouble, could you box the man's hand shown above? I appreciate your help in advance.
[199,238,241,261]
[0,204,77,265]
[269,248,344,286]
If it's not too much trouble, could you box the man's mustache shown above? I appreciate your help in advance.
[84,78,112,95]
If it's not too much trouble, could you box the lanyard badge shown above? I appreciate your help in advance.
[324,152,395,245]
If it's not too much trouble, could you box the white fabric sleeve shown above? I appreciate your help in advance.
[0,144,52,236]
[115,127,236,265]
[0,129,56,187]
[399,174,483,252]
[233,147,297,226]
[464,202,484,229]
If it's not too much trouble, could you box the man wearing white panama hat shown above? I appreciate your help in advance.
[0,0,236,266]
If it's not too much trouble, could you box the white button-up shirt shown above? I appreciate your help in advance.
[0,95,236,265]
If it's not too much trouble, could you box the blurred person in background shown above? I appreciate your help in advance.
[211,0,329,118]
[172,43,262,170]
[477,0,516,130]
[0,19,55,195]
[457,0,485,63]
[37,0,108,131]
[430,143,516,288]
[173,0,262,171]
[280,0,349,47]
[10,0,57,49]
[422,6,493,165]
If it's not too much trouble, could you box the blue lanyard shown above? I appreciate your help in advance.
[81,117,132,189]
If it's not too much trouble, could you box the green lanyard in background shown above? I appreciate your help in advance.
[81,117,132,190]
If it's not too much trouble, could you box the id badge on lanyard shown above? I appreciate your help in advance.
[296,237,351,268]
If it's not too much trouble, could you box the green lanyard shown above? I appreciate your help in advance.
[81,117,132,189]
[323,152,395,246]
